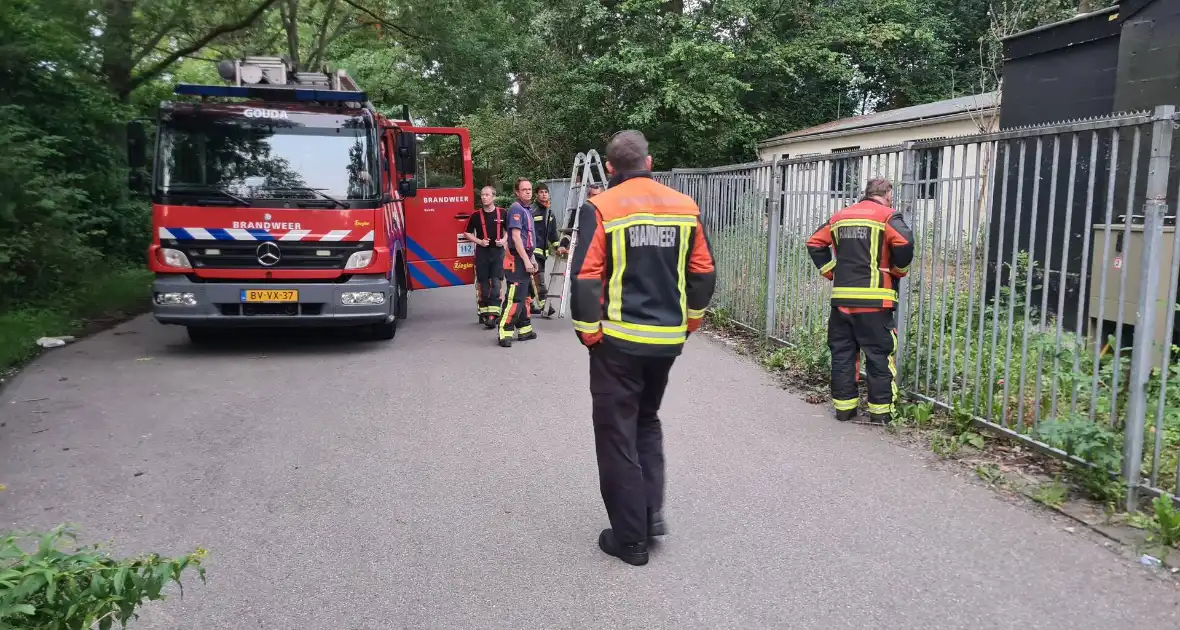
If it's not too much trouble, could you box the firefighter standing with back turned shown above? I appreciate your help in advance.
[805,178,914,425]
[463,185,508,328]
[569,130,716,566]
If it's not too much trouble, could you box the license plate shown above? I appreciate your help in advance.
[240,289,299,303]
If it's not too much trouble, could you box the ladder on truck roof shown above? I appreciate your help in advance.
[174,56,375,108]
[549,150,610,320]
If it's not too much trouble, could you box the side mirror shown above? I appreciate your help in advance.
[127,120,147,170]
[381,192,394,204]
[128,170,149,196]
[398,179,418,198]
[395,132,417,176]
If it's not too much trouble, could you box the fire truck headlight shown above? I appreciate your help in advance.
[155,292,198,306]
[341,292,385,306]
[160,248,192,269]
[344,250,375,270]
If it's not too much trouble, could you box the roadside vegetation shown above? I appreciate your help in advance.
[0,525,206,629]
[0,270,153,374]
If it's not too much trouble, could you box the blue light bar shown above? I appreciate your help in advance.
[174,83,367,103]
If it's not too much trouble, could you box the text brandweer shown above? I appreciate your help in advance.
[231,221,303,230]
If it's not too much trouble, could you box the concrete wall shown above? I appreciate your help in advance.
[756,114,998,162]
[756,114,1000,254]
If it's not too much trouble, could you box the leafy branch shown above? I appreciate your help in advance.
[0,525,207,630]
[129,0,281,92]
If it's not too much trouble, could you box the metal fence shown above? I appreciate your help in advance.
[648,106,1180,509]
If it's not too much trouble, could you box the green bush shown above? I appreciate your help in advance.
[1148,495,1180,560]
[0,525,205,630]
[0,107,102,310]
[1,1,150,313]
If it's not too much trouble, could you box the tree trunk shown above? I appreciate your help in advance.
[98,0,136,188]
[280,0,301,70]
[100,0,137,101]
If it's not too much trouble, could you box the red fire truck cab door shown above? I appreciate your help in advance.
[401,126,476,290]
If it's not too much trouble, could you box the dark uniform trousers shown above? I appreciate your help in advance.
[827,307,899,416]
[530,254,549,311]
[589,343,675,544]
[498,253,533,340]
[474,245,504,319]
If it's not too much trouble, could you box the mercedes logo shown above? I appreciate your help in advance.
[256,241,282,267]
[264,213,272,221]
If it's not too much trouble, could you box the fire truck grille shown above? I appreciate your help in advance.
[175,241,371,270]
[217,303,326,317]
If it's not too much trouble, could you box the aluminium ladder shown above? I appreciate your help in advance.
[547,150,610,319]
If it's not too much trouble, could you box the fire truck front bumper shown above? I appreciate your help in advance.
[150,274,393,328]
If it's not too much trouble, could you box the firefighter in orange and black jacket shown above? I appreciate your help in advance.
[806,178,914,425]
[569,130,716,567]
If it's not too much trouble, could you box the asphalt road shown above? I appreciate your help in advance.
[2,285,1178,629]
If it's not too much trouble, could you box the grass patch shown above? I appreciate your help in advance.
[0,266,152,372]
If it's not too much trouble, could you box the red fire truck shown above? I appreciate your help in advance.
[127,57,478,343]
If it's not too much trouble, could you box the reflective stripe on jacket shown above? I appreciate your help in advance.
[568,172,716,356]
[805,199,914,309]
[531,202,559,257]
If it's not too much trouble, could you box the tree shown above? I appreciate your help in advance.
[97,0,280,101]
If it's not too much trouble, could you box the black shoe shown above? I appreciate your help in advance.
[483,317,497,329]
[648,509,667,538]
[498,338,513,348]
[598,529,648,566]
[518,331,537,341]
[836,408,859,422]
[867,413,892,426]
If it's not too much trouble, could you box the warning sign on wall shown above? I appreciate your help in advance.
[1113,257,1123,269]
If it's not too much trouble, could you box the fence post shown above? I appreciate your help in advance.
[764,159,783,338]
[895,142,919,386]
[1123,104,1176,510]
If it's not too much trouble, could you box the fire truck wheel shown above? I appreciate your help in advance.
[394,267,409,320]
[370,317,397,341]
[186,326,217,345]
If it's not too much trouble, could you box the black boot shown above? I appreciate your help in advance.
[648,509,667,538]
[598,529,648,566]
[867,413,892,426]
[835,408,859,422]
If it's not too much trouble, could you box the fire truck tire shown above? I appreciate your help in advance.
[394,262,409,320]
[186,326,216,345]
[370,318,397,341]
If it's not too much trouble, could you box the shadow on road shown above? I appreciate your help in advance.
[157,326,391,358]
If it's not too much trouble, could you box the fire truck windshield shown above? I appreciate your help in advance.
[155,108,379,205]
